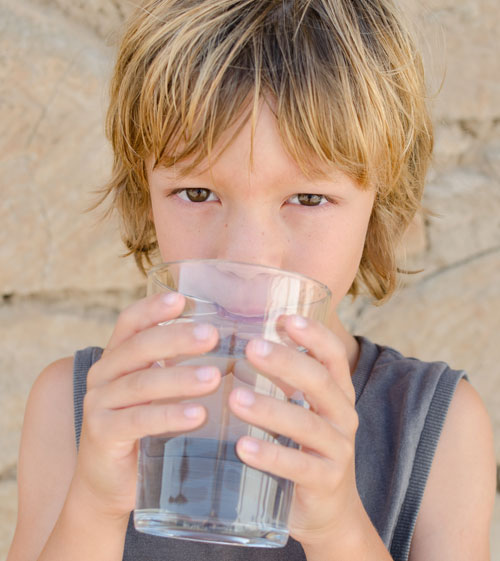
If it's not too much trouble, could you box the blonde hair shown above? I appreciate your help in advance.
[101,0,433,302]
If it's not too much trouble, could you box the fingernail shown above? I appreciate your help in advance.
[162,292,182,306]
[240,438,259,454]
[250,339,272,357]
[235,388,255,407]
[193,323,215,341]
[196,366,218,382]
[291,315,308,329]
[183,405,203,419]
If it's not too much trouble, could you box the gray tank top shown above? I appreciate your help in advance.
[73,336,466,561]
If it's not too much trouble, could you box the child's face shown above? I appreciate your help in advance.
[147,102,375,311]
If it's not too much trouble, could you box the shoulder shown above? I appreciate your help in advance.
[21,355,77,485]
[9,357,77,560]
[24,356,75,437]
[373,340,460,380]
[24,357,76,443]
[355,338,495,559]
[356,336,466,410]
[409,379,496,560]
[30,356,74,399]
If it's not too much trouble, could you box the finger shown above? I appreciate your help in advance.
[86,401,207,445]
[245,338,353,421]
[232,358,297,399]
[88,321,219,386]
[94,365,221,409]
[106,292,186,352]
[235,436,345,493]
[284,315,356,404]
[229,388,354,458]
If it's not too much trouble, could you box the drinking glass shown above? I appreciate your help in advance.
[134,259,331,547]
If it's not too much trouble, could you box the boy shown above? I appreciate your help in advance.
[7,1,496,560]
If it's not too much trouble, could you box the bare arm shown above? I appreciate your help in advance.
[409,379,496,561]
[6,358,128,561]
[296,379,496,561]
[7,292,222,561]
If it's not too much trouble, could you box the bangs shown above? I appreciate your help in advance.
[103,0,433,300]
[110,0,430,190]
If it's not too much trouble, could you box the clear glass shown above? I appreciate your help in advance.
[134,260,331,547]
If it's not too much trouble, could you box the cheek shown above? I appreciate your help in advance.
[152,209,217,262]
[155,221,193,261]
[289,214,370,298]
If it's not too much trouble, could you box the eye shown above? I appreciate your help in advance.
[288,193,328,206]
[175,188,219,203]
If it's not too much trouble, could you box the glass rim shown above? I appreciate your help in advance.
[147,259,332,302]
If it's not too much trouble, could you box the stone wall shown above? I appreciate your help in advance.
[1,0,499,558]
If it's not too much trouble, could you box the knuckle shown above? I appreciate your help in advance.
[350,411,359,434]
[130,405,150,431]
[162,404,184,428]
[324,466,341,493]
[173,367,200,395]
[260,397,277,420]
[83,388,99,415]
[177,369,199,394]
[82,406,105,440]
[129,328,149,352]
[340,407,359,436]
[138,403,186,435]
[321,369,335,392]
[86,362,102,389]
[338,433,355,461]
[302,410,323,437]
[346,385,356,405]
[159,326,187,354]
[294,449,313,477]
[322,338,347,370]
[268,441,283,467]
[312,321,330,342]
[328,333,346,358]
[159,404,191,433]
[128,370,150,396]
[308,368,332,398]
[116,303,136,332]
[317,455,346,493]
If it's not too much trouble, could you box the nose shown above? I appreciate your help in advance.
[215,207,286,270]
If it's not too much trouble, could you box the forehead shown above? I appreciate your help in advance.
[150,100,346,186]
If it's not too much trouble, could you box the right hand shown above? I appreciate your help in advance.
[72,292,221,519]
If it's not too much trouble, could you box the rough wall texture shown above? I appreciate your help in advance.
[1,0,499,558]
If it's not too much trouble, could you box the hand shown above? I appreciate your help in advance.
[73,293,221,519]
[229,315,361,548]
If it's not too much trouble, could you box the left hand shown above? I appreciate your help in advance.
[229,315,362,548]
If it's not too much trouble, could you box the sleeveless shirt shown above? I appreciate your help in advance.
[73,335,466,561]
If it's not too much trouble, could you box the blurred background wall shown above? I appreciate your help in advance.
[0,0,499,558]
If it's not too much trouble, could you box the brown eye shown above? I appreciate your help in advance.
[185,188,211,202]
[297,193,324,206]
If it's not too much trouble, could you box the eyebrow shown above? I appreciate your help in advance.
[155,163,342,184]
[153,155,355,193]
